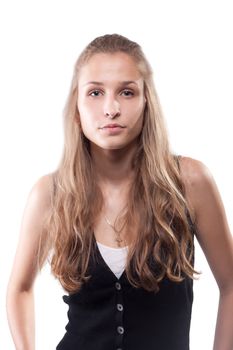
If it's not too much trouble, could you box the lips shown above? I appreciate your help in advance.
[101,123,125,129]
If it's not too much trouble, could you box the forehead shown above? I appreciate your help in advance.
[78,52,143,87]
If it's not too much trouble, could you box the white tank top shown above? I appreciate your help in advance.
[96,241,129,279]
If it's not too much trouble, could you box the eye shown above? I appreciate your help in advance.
[121,89,134,97]
[89,90,102,97]
[88,89,134,97]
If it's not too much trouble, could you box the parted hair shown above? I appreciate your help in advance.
[37,33,200,294]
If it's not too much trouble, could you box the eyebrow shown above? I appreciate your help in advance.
[83,80,138,87]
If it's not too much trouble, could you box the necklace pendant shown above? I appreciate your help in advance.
[116,236,123,243]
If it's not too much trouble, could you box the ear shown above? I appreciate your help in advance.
[74,115,82,130]
[75,104,82,128]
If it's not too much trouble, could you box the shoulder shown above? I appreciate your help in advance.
[29,172,54,198]
[178,155,214,187]
[177,157,233,293]
[7,173,55,291]
[20,173,55,251]
[177,156,216,222]
[178,156,211,184]
[26,172,55,214]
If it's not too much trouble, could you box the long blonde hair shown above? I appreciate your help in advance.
[37,33,200,293]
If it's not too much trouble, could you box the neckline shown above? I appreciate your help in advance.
[93,234,127,281]
[96,240,129,250]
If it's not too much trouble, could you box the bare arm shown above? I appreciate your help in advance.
[6,174,53,350]
[180,157,233,350]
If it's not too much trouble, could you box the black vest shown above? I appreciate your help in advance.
[56,213,195,350]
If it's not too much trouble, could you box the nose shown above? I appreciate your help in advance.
[104,97,121,119]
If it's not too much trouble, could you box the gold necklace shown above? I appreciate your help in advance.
[104,214,126,246]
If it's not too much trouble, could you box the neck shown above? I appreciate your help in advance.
[91,141,137,188]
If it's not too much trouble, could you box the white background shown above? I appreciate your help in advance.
[0,0,232,349]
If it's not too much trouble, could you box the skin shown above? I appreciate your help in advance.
[77,52,146,184]
[77,52,147,246]
[6,52,233,349]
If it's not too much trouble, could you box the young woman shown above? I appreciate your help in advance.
[6,34,233,350]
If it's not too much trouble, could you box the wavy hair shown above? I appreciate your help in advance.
[37,33,200,293]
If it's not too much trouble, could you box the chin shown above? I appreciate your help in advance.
[91,140,127,151]
[102,144,126,150]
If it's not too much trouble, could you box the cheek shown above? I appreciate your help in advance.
[78,98,101,122]
[129,96,145,112]
[127,101,145,123]
[77,103,91,127]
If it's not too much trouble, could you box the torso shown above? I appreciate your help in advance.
[93,181,137,248]
[93,156,197,249]
[93,205,137,249]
